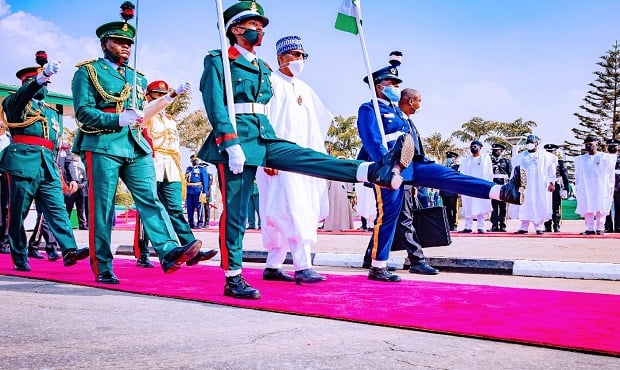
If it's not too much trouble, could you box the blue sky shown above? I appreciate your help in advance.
[1,0,619,150]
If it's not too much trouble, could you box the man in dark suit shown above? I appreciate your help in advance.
[64,153,89,230]
[439,152,460,231]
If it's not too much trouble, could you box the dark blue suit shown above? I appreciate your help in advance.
[358,99,499,263]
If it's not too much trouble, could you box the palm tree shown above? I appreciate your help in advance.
[451,117,496,145]
[423,132,461,162]
[325,115,362,158]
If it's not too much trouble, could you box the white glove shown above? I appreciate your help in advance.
[175,81,191,95]
[118,108,144,127]
[560,190,568,199]
[36,60,61,84]
[225,144,246,174]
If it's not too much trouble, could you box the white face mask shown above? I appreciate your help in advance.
[285,59,305,77]
[526,143,536,151]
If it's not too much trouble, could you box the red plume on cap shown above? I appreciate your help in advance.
[120,1,135,22]
[35,50,48,67]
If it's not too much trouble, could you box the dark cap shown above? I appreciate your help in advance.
[15,66,42,83]
[190,154,198,160]
[605,138,620,145]
[446,151,459,158]
[491,143,506,150]
[543,144,559,151]
[470,140,483,147]
[224,0,269,30]
[584,136,599,143]
[363,51,403,85]
[96,21,136,43]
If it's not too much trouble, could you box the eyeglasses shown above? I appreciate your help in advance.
[285,51,308,60]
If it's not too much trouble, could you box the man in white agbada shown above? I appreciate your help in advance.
[510,135,556,234]
[256,36,331,284]
[458,140,493,233]
[574,136,616,235]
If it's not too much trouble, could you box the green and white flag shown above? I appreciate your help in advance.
[335,0,359,35]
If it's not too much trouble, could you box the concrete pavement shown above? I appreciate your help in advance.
[72,219,620,281]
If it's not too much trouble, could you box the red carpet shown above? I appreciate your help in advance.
[2,254,618,355]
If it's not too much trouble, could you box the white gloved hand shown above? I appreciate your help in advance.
[118,108,144,127]
[560,190,568,199]
[175,81,191,95]
[36,60,61,85]
[225,144,246,174]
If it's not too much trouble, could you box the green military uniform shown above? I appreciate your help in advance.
[198,48,362,272]
[71,21,187,278]
[0,72,81,269]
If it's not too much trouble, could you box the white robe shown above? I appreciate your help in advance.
[143,97,182,182]
[355,182,376,225]
[509,149,557,224]
[459,154,493,218]
[574,152,615,215]
[257,71,332,255]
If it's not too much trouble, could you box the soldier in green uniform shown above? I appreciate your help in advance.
[199,0,415,299]
[71,14,201,284]
[0,53,89,271]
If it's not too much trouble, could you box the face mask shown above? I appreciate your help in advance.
[492,150,501,157]
[103,47,128,66]
[241,27,261,45]
[192,160,200,166]
[526,143,536,151]
[285,59,304,77]
[608,146,618,154]
[585,143,595,152]
[446,158,454,165]
[470,147,480,154]
[381,85,400,102]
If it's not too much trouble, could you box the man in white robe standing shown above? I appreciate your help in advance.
[574,136,616,235]
[511,135,556,234]
[458,140,493,233]
[256,36,331,284]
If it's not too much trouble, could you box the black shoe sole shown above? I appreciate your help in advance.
[186,249,218,266]
[224,290,261,299]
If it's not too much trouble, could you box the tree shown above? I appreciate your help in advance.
[422,132,461,162]
[565,41,620,156]
[325,115,361,158]
[451,117,497,145]
[451,116,536,154]
[166,89,191,119]
[177,109,212,154]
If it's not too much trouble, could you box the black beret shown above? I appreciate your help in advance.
[584,136,599,143]
[446,151,459,158]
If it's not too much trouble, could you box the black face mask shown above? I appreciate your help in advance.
[585,143,595,152]
[608,146,618,154]
[470,147,480,154]
[192,160,200,166]
[492,150,501,157]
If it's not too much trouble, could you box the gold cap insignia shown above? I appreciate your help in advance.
[250,2,258,12]
[122,23,128,31]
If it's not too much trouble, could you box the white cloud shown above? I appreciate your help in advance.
[0,0,9,17]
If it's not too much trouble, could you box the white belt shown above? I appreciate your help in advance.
[615,169,620,174]
[385,131,405,142]
[234,103,267,115]
[493,174,508,179]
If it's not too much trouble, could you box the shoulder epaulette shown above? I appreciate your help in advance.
[208,49,222,57]
[126,65,145,76]
[44,103,58,112]
[75,59,96,68]
[261,61,272,71]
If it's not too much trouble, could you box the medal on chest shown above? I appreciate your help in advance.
[297,95,303,105]
[51,116,59,133]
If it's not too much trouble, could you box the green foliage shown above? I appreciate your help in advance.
[114,181,133,207]
[177,109,212,154]
[565,41,620,156]
[423,132,461,162]
[166,89,192,119]
[325,115,361,158]
[450,117,536,154]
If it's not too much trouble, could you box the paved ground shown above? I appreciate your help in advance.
[2,220,618,368]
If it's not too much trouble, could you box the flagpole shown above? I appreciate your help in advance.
[131,0,139,110]
[215,0,237,133]
[353,2,387,149]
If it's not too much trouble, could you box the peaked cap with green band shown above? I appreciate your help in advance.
[96,21,136,43]
[224,0,269,30]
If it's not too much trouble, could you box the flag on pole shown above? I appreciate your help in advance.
[335,0,359,35]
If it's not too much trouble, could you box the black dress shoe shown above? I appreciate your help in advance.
[514,230,528,234]
[553,226,561,232]
[366,134,414,189]
[186,249,218,266]
[580,230,595,235]
[136,255,154,268]
[45,245,61,262]
[536,230,544,235]
[224,274,260,299]
[449,226,457,232]
[499,225,507,232]
[409,261,439,275]
[294,269,326,284]
[96,271,120,284]
[477,229,485,234]
[14,263,31,272]
[544,227,552,232]
[63,247,90,267]
[368,267,401,282]
[28,246,44,259]
[458,229,472,233]
[262,268,295,282]
[499,166,527,205]
[596,230,605,235]
[488,226,499,232]
[0,244,10,254]
[161,240,202,274]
